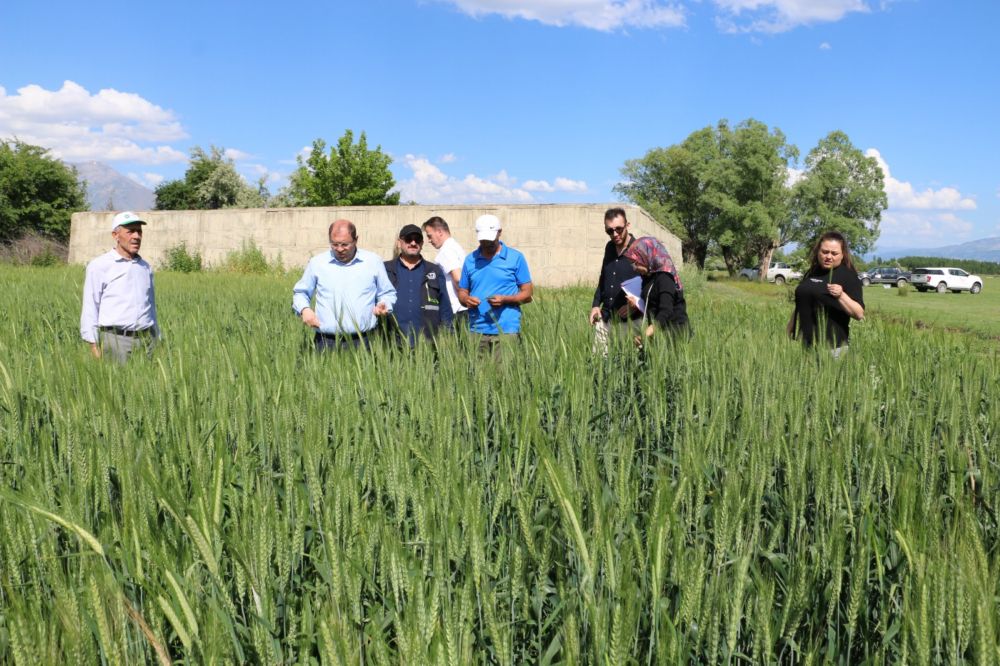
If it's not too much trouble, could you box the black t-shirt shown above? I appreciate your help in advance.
[792,264,864,347]
[592,237,642,322]
[642,272,690,333]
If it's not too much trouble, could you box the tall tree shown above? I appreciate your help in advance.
[792,131,887,255]
[0,140,88,242]
[285,130,400,207]
[154,146,265,210]
[707,119,798,276]
[615,125,723,268]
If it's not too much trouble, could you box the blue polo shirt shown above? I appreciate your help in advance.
[459,243,532,334]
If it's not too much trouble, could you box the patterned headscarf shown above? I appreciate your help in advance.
[624,236,683,290]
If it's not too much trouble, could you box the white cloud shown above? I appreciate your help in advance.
[437,0,686,31]
[713,0,869,33]
[0,80,188,164]
[785,166,805,186]
[879,211,974,247]
[224,148,254,161]
[866,149,976,211]
[244,162,286,185]
[819,42,832,50]
[554,177,588,192]
[395,155,535,203]
[523,180,556,192]
[127,172,166,189]
[439,152,457,164]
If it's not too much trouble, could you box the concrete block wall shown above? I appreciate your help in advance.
[69,204,683,288]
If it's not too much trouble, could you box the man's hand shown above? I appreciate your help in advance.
[373,302,389,317]
[89,342,102,359]
[487,294,507,308]
[589,306,603,325]
[458,288,479,308]
[301,308,320,328]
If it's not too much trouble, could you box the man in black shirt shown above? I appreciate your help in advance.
[589,208,643,355]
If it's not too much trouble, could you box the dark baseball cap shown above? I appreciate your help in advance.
[398,224,423,239]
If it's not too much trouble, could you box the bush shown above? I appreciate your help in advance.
[0,232,68,265]
[897,282,911,297]
[220,239,283,274]
[161,242,203,273]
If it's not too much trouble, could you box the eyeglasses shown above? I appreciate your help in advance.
[402,236,423,245]
[605,225,627,236]
[330,241,355,250]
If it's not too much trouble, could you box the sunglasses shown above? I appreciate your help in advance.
[605,225,627,236]
[402,236,423,245]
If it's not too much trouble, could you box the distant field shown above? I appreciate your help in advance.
[717,275,1000,339]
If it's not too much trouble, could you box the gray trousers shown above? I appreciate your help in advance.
[100,331,156,363]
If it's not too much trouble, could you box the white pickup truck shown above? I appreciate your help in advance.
[739,262,803,284]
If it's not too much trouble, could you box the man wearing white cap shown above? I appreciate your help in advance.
[80,211,160,362]
[456,214,533,348]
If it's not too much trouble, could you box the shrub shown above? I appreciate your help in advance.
[897,282,911,297]
[220,239,283,274]
[0,232,68,265]
[161,242,203,273]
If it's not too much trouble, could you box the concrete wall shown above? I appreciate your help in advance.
[69,204,682,288]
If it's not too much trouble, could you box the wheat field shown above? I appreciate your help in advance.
[0,265,997,664]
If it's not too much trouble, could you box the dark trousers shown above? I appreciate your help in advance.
[314,330,371,352]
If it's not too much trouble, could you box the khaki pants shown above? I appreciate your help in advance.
[100,331,156,363]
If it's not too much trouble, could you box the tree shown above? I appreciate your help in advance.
[0,139,88,242]
[615,125,723,268]
[154,146,265,210]
[792,131,887,256]
[707,119,798,277]
[285,130,399,206]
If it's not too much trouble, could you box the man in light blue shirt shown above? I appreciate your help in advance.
[292,219,397,351]
[80,211,160,363]
[456,214,533,350]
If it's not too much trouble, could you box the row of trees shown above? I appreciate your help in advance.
[615,119,888,276]
[154,130,399,210]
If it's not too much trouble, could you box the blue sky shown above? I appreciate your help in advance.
[1,0,997,250]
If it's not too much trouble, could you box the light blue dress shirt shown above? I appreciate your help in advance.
[80,250,159,343]
[292,248,397,334]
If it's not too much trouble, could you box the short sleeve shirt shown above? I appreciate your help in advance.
[459,243,532,334]
[434,237,467,313]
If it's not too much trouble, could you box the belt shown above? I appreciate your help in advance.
[316,329,369,341]
[99,326,153,338]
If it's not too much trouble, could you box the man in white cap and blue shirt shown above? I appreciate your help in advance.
[456,214,533,350]
[80,211,160,362]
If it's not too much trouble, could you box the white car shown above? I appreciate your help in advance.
[911,267,983,294]
[739,262,803,284]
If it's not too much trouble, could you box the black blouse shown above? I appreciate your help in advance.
[792,264,864,347]
[641,272,690,333]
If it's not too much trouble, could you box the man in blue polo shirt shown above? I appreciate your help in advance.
[456,214,533,349]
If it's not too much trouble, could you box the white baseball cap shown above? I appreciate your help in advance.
[112,211,147,231]
[475,214,501,241]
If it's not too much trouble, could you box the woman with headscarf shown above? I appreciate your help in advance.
[787,231,865,356]
[623,236,691,345]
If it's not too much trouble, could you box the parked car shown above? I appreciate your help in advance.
[739,262,803,284]
[910,267,984,294]
[858,266,911,287]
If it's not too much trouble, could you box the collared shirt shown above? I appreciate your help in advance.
[433,236,467,313]
[387,257,454,345]
[80,249,159,343]
[592,235,641,322]
[292,248,397,334]
[458,242,532,335]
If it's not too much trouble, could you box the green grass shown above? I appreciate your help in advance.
[0,265,998,664]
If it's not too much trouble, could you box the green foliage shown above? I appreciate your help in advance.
[154,146,266,211]
[161,242,203,273]
[1,266,998,663]
[792,131,887,254]
[894,256,1000,275]
[285,130,400,206]
[29,248,63,266]
[219,238,283,274]
[0,139,88,242]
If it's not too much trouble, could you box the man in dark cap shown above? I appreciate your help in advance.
[382,224,453,346]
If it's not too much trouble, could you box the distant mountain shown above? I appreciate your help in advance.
[71,161,155,212]
[875,237,1000,262]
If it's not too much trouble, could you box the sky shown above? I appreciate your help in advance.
[1,0,998,251]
